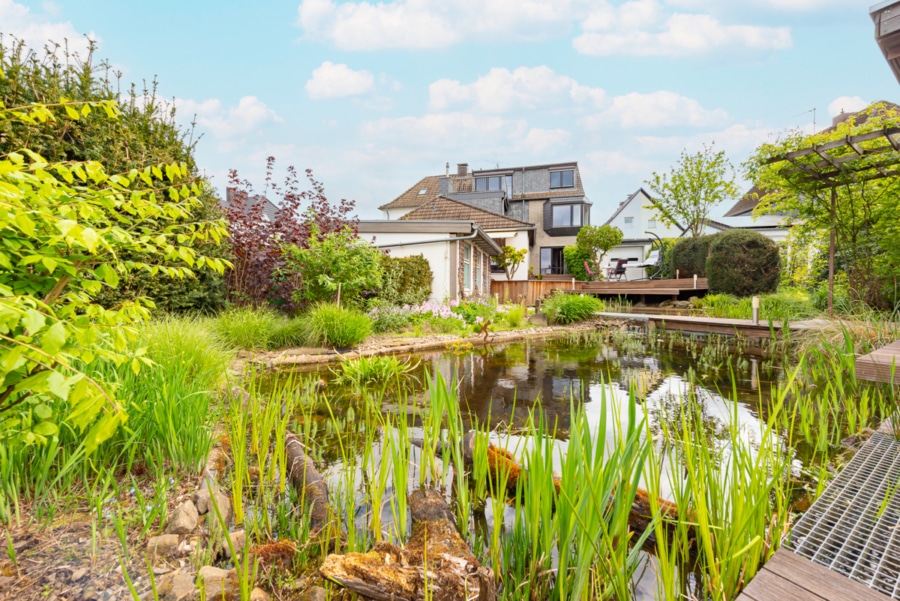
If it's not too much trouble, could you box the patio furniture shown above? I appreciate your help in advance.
[635,250,662,280]
[606,259,628,281]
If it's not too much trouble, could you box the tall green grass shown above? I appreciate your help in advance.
[301,303,372,348]
[0,316,232,525]
[696,290,818,322]
[211,306,308,350]
[543,291,605,324]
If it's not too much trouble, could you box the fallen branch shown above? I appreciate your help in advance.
[320,488,496,601]
[285,431,330,533]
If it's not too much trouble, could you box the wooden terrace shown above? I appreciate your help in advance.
[855,340,900,385]
[578,277,709,301]
[597,311,827,339]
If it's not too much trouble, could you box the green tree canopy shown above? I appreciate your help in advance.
[744,101,900,309]
[0,37,229,312]
[576,224,623,270]
[0,98,229,449]
[646,144,738,237]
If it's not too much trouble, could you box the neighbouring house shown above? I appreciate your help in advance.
[872,1,900,83]
[357,220,501,302]
[603,188,732,280]
[379,161,591,278]
[401,196,534,282]
[220,187,280,221]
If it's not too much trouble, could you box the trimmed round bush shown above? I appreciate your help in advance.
[302,303,373,348]
[672,234,716,278]
[380,254,433,306]
[706,230,781,297]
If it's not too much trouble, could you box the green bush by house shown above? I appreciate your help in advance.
[706,230,781,297]
[672,234,715,278]
[379,254,433,305]
[563,245,594,281]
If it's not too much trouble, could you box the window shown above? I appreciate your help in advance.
[624,216,634,226]
[550,169,574,189]
[540,247,566,275]
[475,176,503,192]
[648,218,657,228]
[463,244,472,290]
[418,188,428,195]
[552,204,585,228]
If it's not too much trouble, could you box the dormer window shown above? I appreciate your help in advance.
[550,169,574,189]
[475,176,503,192]
[418,188,428,195]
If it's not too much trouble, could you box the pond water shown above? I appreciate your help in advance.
[276,331,803,599]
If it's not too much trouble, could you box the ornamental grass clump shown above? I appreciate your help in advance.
[543,291,605,324]
[302,303,372,348]
[211,306,284,350]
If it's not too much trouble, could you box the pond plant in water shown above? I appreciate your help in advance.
[211,327,898,600]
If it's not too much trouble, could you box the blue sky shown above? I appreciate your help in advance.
[3,0,897,221]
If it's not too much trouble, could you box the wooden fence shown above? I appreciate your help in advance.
[490,279,578,305]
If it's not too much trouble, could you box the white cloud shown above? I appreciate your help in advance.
[306,61,375,100]
[585,150,650,175]
[828,95,868,118]
[584,90,729,129]
[635,123,776,157]
[429,66,606,113]
[519,128,572,155]
[362,112,527,147]
[175,96,281,152]
[573,1,791,57]
[0,0,96,56]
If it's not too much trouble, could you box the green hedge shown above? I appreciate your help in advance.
[563,245,594,281]
[379,254,433,305]
[706,230,781,296]
[672,234,715,278]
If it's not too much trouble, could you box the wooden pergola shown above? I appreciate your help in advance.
[764,127,900,315]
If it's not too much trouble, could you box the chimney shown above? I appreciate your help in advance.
[445,162,449,176]
[457,163,468,177]
[833,109,852,127]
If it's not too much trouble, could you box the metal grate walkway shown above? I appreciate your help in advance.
[787,432,900,598]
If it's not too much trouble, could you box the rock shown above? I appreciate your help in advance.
[71,567,88,582]
[299,586,327,601]
[81,585,100,600]
[224,530,246,559]
[147,534,181,558]
[166,501,199,535]
[527,312,548,326]
[156,570,195,601]
[249,588,270,601]
[634,302,647,308]
[659,300,673,308]
[193,488,233,525]
[0,576,14,591]
[198,566,238,598]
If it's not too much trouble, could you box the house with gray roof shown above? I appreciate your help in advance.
[380,161,592,279]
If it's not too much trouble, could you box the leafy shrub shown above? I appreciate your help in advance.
[707,230,781,296]
[225,160,358,311]
[379,255,433,305]
[367,302,415,333]
[211,306,284,350]
[283,225,383,310]
[543,291,605,324]
[672,234,716,278]
[655,238,678,279]
[452,297,497,324]
[563,245,594,281]
[301,303,372,348]
[502,304,527,327]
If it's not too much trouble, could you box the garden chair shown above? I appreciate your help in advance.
[635,250,662,280]
[606,259,628,281]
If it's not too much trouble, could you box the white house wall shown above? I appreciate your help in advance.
[607,190,684,241]
[488,229,530,282]
[367,232,452,302]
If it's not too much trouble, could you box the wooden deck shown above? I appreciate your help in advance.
[597,311,826,339]
[855,340,900,384]
[579,277,708,299]
[738,550,891,601]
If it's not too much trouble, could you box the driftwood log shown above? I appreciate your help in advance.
[320,489,496,601]
[285,431,330,533]
[413,431,687,541]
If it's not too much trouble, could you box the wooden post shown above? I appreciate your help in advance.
[828,186,836,317]
[336,282,342,308]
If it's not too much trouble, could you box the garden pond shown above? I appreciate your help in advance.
[247,329,890,600]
